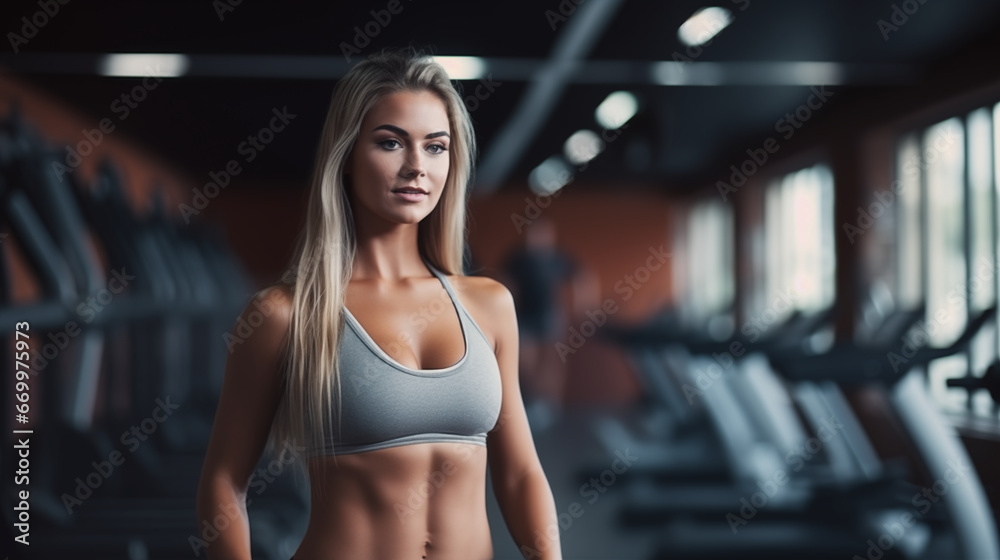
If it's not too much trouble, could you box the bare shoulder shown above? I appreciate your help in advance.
[253,283,294,316]
[448,275,517,348]
[449,274,513,309]
[230,283,295,364]
[249,284,293,325]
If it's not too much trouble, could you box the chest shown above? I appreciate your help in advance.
[343,279,467,371]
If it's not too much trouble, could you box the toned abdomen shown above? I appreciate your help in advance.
[294,442,493,560]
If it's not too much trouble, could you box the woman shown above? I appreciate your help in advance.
[196,48,562,560]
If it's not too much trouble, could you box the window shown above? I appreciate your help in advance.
[922,118,968,409]
[893,104,1000,417]
[896,135,923,309]
[924,118,967,346]
[967,108,997,416]
[763,163,836,320]
[682,198,734,337]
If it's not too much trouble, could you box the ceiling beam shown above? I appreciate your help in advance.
[473,0,624,191]
[0,53,920,87]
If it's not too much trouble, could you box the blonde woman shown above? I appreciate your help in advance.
[196,48,562,560]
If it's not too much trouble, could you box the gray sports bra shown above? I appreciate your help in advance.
[308,260,503,457]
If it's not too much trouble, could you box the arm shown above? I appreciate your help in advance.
[195,286,292,559]
[485,281,563,560]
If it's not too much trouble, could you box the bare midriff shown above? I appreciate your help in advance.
[292,441,493,560]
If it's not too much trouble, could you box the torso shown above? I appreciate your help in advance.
[292,270,500,560]
[295,443,492,560]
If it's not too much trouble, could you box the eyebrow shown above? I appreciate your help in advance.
[372,124,450,139]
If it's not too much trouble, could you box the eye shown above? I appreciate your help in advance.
[428,144,448,155]
[378,139,402,150]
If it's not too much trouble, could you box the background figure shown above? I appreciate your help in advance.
[500,218,600,430]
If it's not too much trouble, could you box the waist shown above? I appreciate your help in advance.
[298,442,492,559]
[296,513,492,560]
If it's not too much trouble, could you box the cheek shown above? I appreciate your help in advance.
[431,157,451,182]
[358,152,396,183]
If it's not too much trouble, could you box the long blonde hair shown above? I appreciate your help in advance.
[266,47,478,476]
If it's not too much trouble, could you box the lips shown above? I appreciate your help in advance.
[392,186,428,202]
[392,186,428,194]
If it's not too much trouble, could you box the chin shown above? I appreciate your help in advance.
[386,209,432,225]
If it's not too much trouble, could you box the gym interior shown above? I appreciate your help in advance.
[2,1,1000,559]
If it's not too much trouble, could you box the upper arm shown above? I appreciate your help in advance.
[199,285,293,495]
[484,279,545,486]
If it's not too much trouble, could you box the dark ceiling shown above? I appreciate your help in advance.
[2,0,999,194]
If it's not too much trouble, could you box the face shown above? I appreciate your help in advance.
[344,89,452,227]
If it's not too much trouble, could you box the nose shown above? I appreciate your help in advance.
[401,148,427,179]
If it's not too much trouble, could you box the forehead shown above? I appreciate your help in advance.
[363,90,450,131]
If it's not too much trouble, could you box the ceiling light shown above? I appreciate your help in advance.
[678,7,732,47]
[595,91,637,130]
[432,56,486,80]
[99,53,189,77]
[564,130,604,165]
[528,156,573,195]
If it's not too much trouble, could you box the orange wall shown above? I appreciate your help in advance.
[469,183,676,321]
[196,183,307,287]
[469,183,677,405]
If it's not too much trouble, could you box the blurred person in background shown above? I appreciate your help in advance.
[500,217,600,430]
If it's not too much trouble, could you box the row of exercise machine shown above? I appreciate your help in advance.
[588,290,1000,557]
[0,106,308,559]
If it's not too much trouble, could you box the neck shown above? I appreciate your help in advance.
[350,219,427,282]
